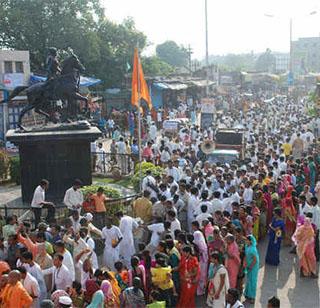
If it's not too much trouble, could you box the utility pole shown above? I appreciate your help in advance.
[205,0,209,97]
[289,18,293,74]
[187,44,193,74]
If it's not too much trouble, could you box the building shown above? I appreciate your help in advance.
[292,37,320,74]
[0,50,30,89]
[0,50,31,140]
[274,53,289,73]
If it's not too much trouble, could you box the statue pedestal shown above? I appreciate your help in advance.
[6,126,101,203]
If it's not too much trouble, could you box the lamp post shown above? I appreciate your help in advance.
[205,0,209,97]
[264,11,317,84]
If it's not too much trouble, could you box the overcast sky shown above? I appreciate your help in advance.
[102,0,320,59]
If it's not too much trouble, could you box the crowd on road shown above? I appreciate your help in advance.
[0,91,319,307]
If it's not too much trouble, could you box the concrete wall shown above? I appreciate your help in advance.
[0,50,31,88]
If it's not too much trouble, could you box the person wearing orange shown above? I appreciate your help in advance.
[176,245,200,308]
[91,187,107,229]
[0,270,33,308]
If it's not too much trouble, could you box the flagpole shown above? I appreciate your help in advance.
[137,47,143,191]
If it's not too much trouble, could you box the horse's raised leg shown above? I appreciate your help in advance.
[18,104,34,130]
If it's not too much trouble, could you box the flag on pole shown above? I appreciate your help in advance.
[131,48,152,110]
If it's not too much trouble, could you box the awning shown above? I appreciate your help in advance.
[30,75,102,87]
[153,82,188,91]
[188,80,215,87]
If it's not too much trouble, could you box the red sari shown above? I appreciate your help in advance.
[177,255,200,308]
[282,185,297,245]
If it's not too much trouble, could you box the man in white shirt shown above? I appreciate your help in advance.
[42,254,73,291]
[31,179,55,227]
[147,219,164,256]
[116,211,138,268]
[167,210,181,239]
[63,179,83,214]
[243,182,253,205]
[211,191,224,214]
[18,267,40,308]
[142,171,158,199]
[101,218,123,271]
[166,161,180,182]
[149,122,157,142]
[196,205,212,226]
[54,241,75,282]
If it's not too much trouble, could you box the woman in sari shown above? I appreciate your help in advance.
[103,271,121,307]
[176,245,200,308]
[225,234,240,289]
[292,218,318,278]
[100,279,116,307]
[295,169,305,196]
[255,190,267,239]
[263,185,273,226]
[265,208,285,266]
[128,256,147,294]
[207,252,230,308]
[244,235,260,304]
[281,185,297,246]
[87,290,106,308]
[192,226,208,296]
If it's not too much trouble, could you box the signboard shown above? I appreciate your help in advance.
[201,113,214,129]
[201,98,215,113]
[3,73,25,89]
[163,120,179,131]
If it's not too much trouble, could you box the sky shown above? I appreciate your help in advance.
[102,0,320,59]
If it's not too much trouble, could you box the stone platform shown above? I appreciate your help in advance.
[6,126,101,203]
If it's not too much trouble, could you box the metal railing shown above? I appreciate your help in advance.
[0,193,140,223]
[91,152,136,176]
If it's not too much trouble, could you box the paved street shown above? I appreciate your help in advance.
[195,239,320,308]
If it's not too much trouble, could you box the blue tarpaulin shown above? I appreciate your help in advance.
[30,75,102,87]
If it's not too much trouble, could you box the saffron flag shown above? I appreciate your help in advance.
[131,48,152,110]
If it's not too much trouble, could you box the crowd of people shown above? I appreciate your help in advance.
[0,91,319,307]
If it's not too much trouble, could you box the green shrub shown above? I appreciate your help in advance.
[0,149,9,180]
[9,156,20,185]
[81,184,122,217]
[81,184,121,199]
[132,162,164,192]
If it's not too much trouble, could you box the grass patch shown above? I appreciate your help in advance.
[93,176,133,189]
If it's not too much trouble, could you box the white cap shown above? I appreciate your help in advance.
[84,213,93,222]
[59,296,72,305]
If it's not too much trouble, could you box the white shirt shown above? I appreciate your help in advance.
[31,185,45,208]
[23,272,40,308]
[42,264,72,291]
[148,223,164,246]
[299,203,313,217]
[211,198,224,213]
[196,213,212,226]
[243,188,253,205]
[166,167,180,182]
[117,141,126,154]
[142,175,158,199]
[63,187,84,210]
[170,219,181,238]
[62,250,75,281]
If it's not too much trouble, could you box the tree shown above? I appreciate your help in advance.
[0,1,147,87]
[142,56,174,76]
[156,40,189,67]
[255,48,276,72]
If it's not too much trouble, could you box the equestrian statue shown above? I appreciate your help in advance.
[0,48,89,130]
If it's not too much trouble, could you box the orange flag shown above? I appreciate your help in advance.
[131,48,152,110]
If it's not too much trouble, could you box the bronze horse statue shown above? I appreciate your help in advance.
[1,53,88,129]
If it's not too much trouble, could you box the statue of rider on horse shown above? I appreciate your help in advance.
[0,48,89,130]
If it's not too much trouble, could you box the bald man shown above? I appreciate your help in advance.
[0,270,33,307]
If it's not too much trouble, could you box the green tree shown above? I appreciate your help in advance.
[156,40,189,67]
[0,1,147,87]
[255,48,276,72]
[142,56,174,76]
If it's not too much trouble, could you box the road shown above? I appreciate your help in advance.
[195,239,319,307]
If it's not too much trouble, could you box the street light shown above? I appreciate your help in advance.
[264,10,317,83]
[205,0,209,97]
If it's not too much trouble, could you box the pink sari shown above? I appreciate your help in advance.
[193,230,208,296]
[292,219,317,276]
[225,241,240,288]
